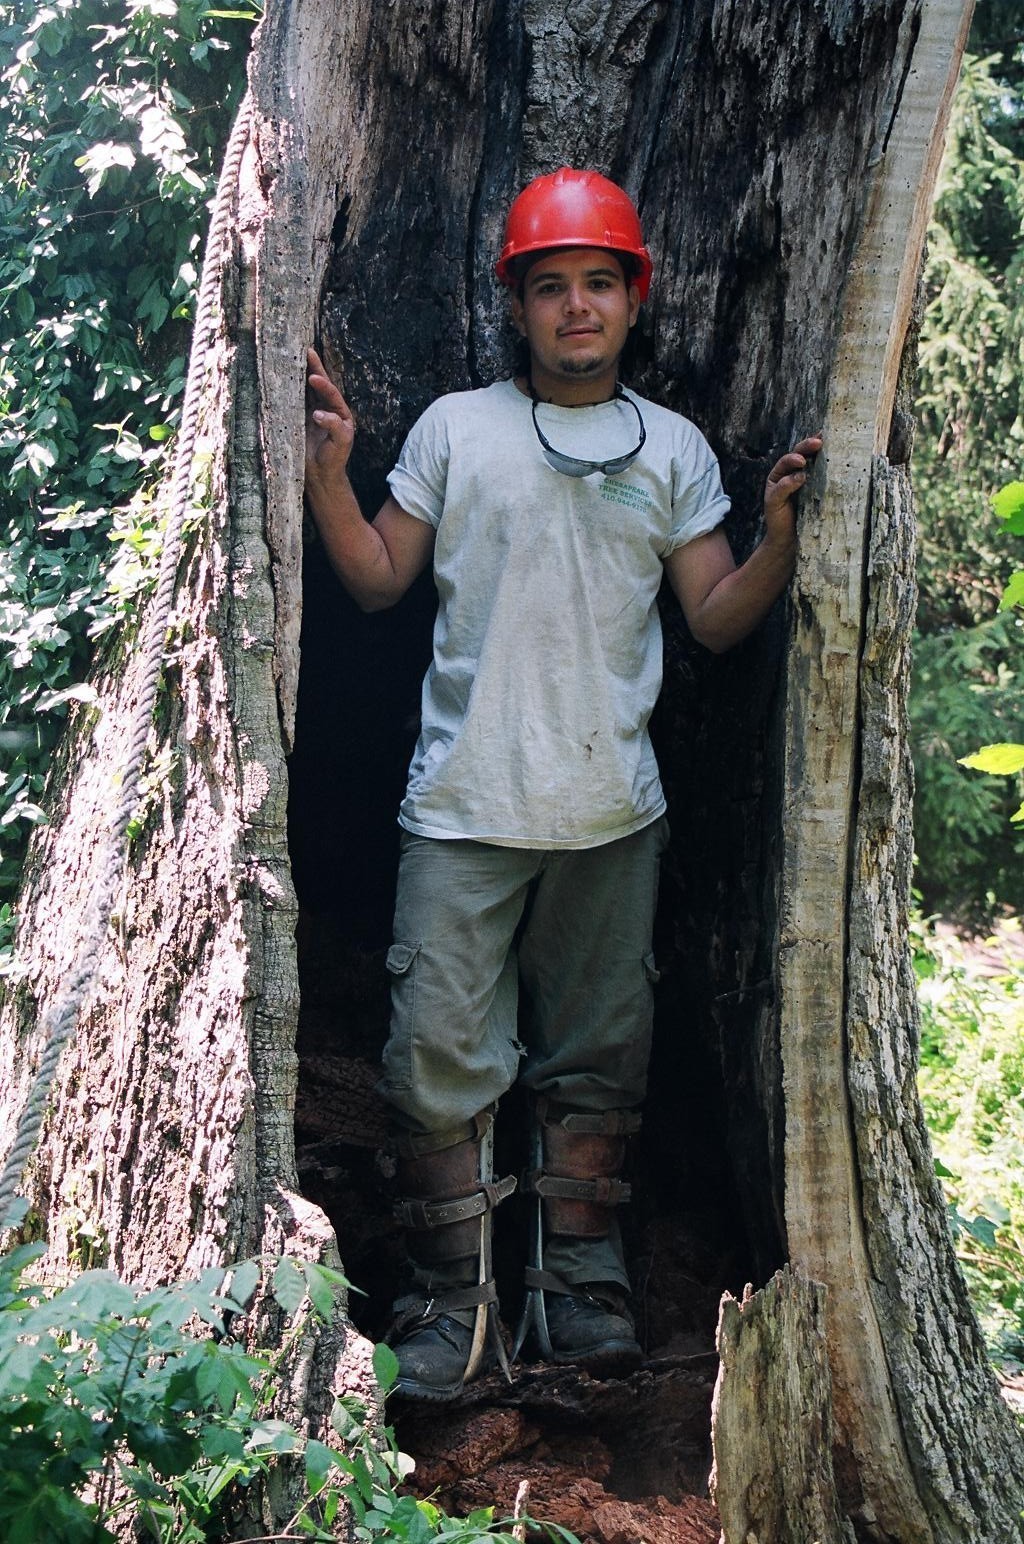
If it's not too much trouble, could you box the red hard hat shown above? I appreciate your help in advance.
[495,168,653,302]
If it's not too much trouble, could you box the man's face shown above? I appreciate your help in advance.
[511,248,640,389]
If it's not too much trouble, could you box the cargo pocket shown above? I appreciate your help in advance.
[381,941,421,1091]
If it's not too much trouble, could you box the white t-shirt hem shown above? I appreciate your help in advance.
[397,801,667,851]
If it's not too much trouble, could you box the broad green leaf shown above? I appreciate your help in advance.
[55,1270,138,1320]
[958,743,1024,776]
[272,1255,306,1314]
[200,1424,246,1461]
[304,1260,348,1321]
[372,1341,399,1393]
[246,1417,299,1455]
[965,1213,998,1249]
[991,480,1024,532]
[998,570,1024,610]
[224,1257,261,1310]
[305,1437,337,1491]
[124,1417,200,1476]
[33,682,99,711]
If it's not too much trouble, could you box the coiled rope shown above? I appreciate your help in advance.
[0,93,256,1223]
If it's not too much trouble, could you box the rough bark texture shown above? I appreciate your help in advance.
[2,0,1023,1538]
[845,452,1024,1538]
[711,1268,852,1544]
[0,51,379,1521]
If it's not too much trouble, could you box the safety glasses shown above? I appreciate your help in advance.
[530,382,646,478]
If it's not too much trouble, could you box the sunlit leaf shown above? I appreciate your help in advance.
[272,1255,306,1314]
[991,481,1024,533]
[998,570,1024,610]
[958,743,1024,776]
[372,1341,399,1393]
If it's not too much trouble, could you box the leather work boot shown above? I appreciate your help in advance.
[513,1100,644,1375]
[388,1112,515,1401]
[388,1295,488,1401]
[541,1284,642,1374]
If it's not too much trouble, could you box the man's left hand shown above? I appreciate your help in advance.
[764,435,823,543]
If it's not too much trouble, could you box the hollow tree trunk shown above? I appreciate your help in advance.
[2,0,1023,1539]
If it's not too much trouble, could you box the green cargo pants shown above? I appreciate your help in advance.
[380,817,668,1290]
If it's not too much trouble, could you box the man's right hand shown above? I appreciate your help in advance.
[306,346,356,487]
[302,345,436,612]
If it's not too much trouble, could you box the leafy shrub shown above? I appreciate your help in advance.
[914,47,1024,635]
[0,0,256,909]
[0,1222,578,1543]
[910,612,1024,920]
[910,25,1024,922]
[911,477,1024,921]
[916,916,1024,1367]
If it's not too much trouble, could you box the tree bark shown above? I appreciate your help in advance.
[2,0,1023,1538]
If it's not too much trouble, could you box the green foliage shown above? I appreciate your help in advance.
[909,28,1024,920]
[910,609,1024,919]
[915,918,1024,1368]
[959,743,1024,825]
[0,0,256,909]
[0,1235,286,1543]
[988,478,1024,620]
[915,49,1024,634]
[991,481,1024,533]
[0,1224,579,1543]
[912,476,1024,916]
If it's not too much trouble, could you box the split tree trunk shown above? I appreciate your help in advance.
[2,0,1023,1539]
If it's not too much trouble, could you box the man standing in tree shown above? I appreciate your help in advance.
[305,168,820,1402]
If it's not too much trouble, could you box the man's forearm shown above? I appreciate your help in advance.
[688,531,797,654]
[307,475,405,612]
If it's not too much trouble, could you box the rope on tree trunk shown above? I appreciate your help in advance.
[0,92,257,1225]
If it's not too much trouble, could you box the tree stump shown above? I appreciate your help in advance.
[711,1268,852,1544]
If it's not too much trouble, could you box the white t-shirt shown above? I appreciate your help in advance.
[386,378,729,849]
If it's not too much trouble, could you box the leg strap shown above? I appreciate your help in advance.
[393,1175,516,1232]
[522,1268,625,1309]
[512,1102,639,1363]
[392,1108,495,1158]
[390,1110,512,1390]
[544,1109,642,1136]
[393,1109,516,1265]
[528,1174,631,1208]
[526,1100,640,1238]
[391,1279,498,1335]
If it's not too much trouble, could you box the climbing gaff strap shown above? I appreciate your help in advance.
[511,1101,641,1362]
[0,93,256,1226]
[391,1110,516,1389]
[511,1110,551,1362]
[464,1117,510,1383]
